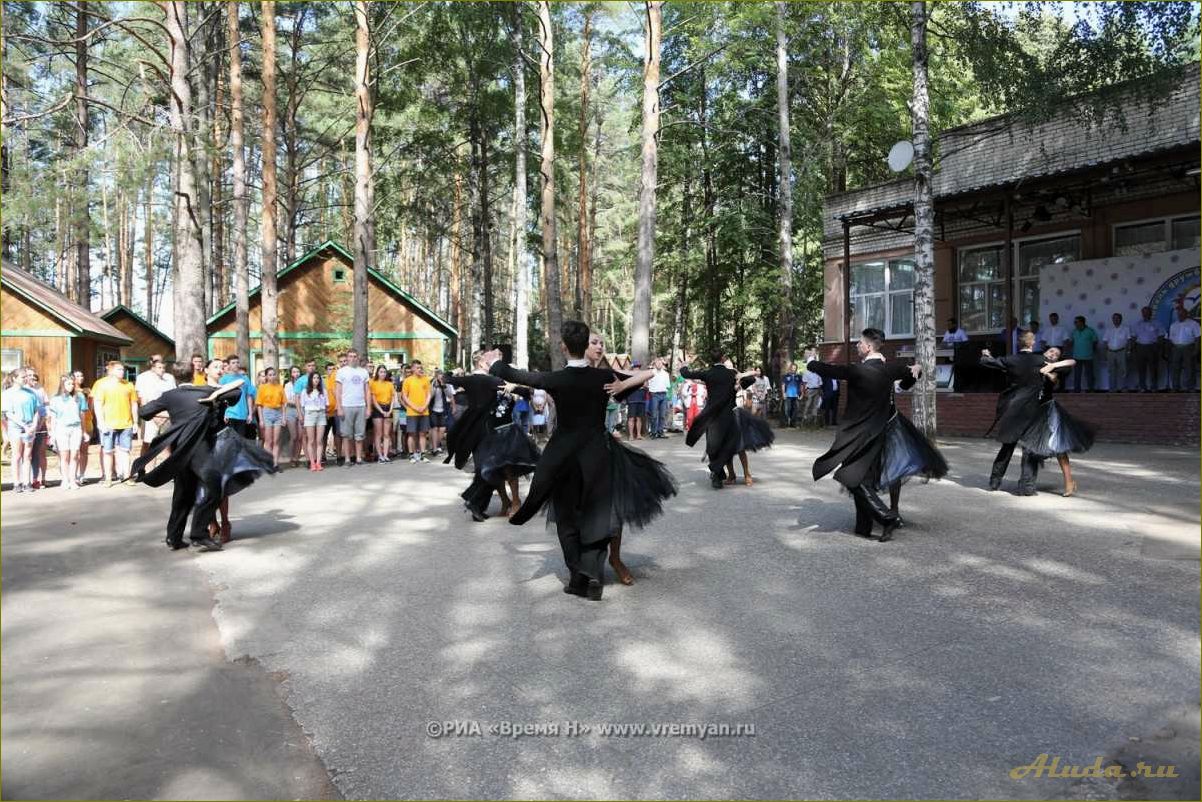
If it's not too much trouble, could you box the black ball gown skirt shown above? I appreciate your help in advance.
[608,437,679,529]
[196,426,279,504]
[734,408,775,453]
[1018,401,1096,458]
[476,423,542,487]
[874,413,949,490]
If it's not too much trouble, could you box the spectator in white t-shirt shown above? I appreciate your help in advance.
[134,355,176,459]
[335,348,371,466]
[1043,312,1071,353]
[942,318,968,347]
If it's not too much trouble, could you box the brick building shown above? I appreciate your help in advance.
[820,64,1200,444]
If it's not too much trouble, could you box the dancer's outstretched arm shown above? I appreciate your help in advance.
[484,350,557,389]
[603,369,655,397]
[805,359,852,381]
[1040,358,1075,374]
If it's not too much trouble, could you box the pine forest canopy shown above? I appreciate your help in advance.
[2,1,1197,371]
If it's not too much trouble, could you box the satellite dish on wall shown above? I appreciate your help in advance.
[888,140,915,172]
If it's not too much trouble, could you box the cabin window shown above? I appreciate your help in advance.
[1,348,23,373]
[1115,215,1201,256]
[333,267,348,283]
[850,258,914,339]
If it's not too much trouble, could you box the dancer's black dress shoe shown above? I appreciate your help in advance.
[710,473,724,489]
[564,573,589,597]
[465,503,489,522]
[165,539,190,550]
[192,537,223,552]
[586,579,603,601]
[878,521,897,542]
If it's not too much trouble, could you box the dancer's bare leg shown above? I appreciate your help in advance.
[506,472,522,516]
[1057,454,1076,496]
[739,451,753,486]
[608,527,634,585]
[724,461,736,485]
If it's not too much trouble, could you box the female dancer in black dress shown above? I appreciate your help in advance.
[679,352,769,488]
[725,369,775,486]
[806,328,947,541]
[485,321,677,600]
[1017,346,1096,496]
[475,384,542,516]
[444,351,539,521]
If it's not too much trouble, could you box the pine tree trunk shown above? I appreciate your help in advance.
[74,2,90,307]
[144,176,154,319]
[351,0,373,357]
[536,1,563,368]
[450,163,464,360]
[194,1,213,317]
[122,189,134,308]
[911,0,937,437]
[775,1,795,367]
[575,10,592,320]
[260,1,279,370]
[468,118,483,357]
[585,95,601,323]
[631,0,662,365]
[512,5,529,368]
[163,0,207,361]
[228,1,250,361]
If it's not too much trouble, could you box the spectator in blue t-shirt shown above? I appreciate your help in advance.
[781,363,803,427]
[3,368,41,493]
[220,355,257,437]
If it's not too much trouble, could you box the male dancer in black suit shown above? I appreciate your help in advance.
[484,321,663,600]
[980,331,1048,495]
[132,359,241,551]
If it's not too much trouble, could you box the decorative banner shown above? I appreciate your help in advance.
[1040,249,1199,388]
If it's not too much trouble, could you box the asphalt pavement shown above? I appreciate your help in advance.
[2,430,1198,800]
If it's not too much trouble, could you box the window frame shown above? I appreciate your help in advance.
[1112,214,1201,257]
[956,230,1082,335]
[849,258,915,339]
[1,348,24,373]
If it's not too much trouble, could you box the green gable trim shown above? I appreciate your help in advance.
[1,329,76,338]
[101,304,175,346]
[204,239,458,339]
[207,330,449,341]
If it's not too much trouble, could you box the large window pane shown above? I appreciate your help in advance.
[959,246,1001,282]
[851,261,886,294]
[890,291,914,336]
[1171,216,1200,251]
[852,293,885,334]
[1018,279,1040,328]
[1115,221,1167,256]
[1018,235,1080,276]
[989,283,1008,330]
[889,259,915,290]
[959,285,987,332]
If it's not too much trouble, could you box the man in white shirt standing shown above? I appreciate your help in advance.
[941,318,968,347]
[800,353,823,426]
[1167,306,1200,391]
[1103,313,1133,392]
[646,358,671,439]
[1043,312,1071,353]
[335,348,371,466]
[135,354,177,459]
[1131,306,1167,392]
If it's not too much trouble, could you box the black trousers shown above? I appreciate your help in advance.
[165,468,223,545]
[991,441,1040,487]
[823,392,839,425]
[462,471,494,514]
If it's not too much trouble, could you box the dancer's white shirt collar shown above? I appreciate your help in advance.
[566,358,588,367]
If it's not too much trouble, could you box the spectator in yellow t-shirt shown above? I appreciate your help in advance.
[190,353,207,385]
[401,360,433,462]
[324,361,341,464]
[91,360,139,487]
[369,366,396,463]
[257,367,286,467]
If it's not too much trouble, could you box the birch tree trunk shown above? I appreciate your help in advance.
[911,0,937,437]
[260,1,279,370]
[775,1,795,367]
[512,4,530,368]
[228,1,250,361]
[352,0,373,356]
[536,1,563,367]
[630,0,662,365]
[144,176,153,319]
[163,0,207,361]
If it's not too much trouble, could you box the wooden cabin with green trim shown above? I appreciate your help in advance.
[205,241,458,373]
[1,259,133,383]
[101,305,176,372]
